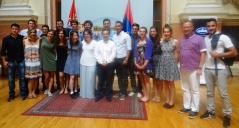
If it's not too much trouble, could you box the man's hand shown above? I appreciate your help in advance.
[123,60,128,65]
[196,69,202,76]
[210,51,220,58]
[101,61,107,67]
[94,31,98,37]
[3,61,9,68]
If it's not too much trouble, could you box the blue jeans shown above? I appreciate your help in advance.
[8,61,26,96]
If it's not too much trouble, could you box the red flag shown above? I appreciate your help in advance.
[67,0,77,28]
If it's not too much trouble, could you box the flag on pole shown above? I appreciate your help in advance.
[67,0,77,28]
[122,0,134,35]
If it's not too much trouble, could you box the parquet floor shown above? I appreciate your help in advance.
[0,75,238,128]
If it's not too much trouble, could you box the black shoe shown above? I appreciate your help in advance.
[74,92,79,97]
[163,103,169,107]
[165,104,174,109]
[178,108,191,113]
[70,93,77,99]
[7,95,15,102]
[95,96,102,102]
[188,111,198,119]
[200,110,215,119]
[223,115,230,127]
[106,97,112,102]
[21,95,26,100]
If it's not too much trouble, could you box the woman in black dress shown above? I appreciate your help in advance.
[56,29,69,94]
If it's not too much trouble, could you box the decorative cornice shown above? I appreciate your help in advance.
[222,0,239,7]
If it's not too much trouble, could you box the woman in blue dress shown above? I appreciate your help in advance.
[64,30,82,99]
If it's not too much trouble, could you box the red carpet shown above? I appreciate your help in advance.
[23,92,147,120]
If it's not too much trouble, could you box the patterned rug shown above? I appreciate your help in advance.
[22,92,147,120]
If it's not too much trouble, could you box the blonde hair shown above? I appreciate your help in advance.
[27,28,37,40]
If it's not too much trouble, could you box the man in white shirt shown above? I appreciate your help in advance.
[19,19,42,36]
[200,18,237,128]
[112,21,131,100]
[94,29,116,102]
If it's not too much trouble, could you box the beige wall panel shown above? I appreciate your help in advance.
[170,0,187,23]
[29,0,46,25]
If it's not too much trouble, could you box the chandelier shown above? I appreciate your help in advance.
[222,0,239,6]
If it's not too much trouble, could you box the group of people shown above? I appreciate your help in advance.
[1,18,237,127]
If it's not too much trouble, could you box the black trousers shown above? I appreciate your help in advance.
[115,58,128,95]
[96,63,114,99]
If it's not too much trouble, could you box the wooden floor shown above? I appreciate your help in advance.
[0,75,239,128]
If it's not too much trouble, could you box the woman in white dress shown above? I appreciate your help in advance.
[80,29,97,99]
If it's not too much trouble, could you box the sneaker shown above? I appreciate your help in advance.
[223,115,231,127]
[7,95,15,102]
[188,111,198,119]
[119,94,126,100]
[128,92,135,96]
[113,93,121,98]
[178,108,191,114]
[44,89,48,95]
[74,92,79,97]
[137,93,142,98]
[70,93,77,99]
[200,110,215,119]
[47,91,52,97]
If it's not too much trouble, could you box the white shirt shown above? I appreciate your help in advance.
[112,31,131,58]
[204,31,234,69]
[94,40,116,64]
[80,40,97,66]
[19,29,42,36]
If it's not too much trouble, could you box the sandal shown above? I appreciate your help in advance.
[59,89,64,94]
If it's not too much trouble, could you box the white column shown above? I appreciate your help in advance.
[0,0,33,15]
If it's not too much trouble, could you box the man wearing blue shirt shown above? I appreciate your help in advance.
[19,19,42,36]
[97,18,116,41]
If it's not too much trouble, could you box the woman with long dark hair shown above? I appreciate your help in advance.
[64,30,82,99]
[149,26,163,103]
[56,29,69,94]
